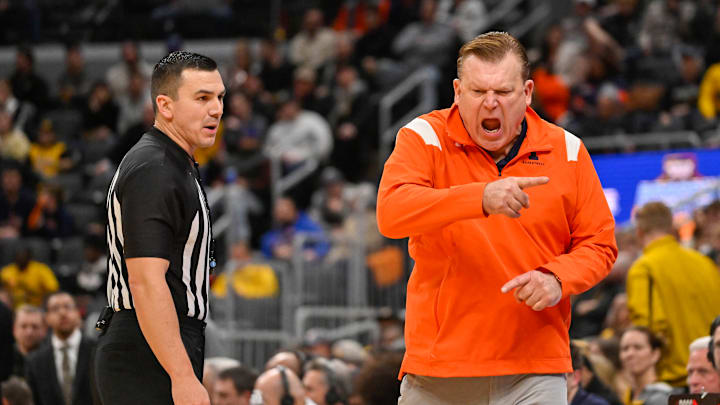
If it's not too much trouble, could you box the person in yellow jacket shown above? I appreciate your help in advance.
[698,62,720,120]
[0,247,59,309]
[626,201,720,387]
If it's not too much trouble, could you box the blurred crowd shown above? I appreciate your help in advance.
[1,0,720,404]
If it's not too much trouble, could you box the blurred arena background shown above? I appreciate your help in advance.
[1,0,720,404]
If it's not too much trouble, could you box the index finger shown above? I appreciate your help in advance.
[501,273,531,293]
[516,176,549,190]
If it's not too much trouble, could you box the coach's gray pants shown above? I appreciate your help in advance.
[398,373,567,405]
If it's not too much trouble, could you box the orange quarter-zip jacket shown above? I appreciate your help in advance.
[377,105,617,378]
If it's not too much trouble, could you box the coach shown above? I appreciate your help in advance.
[377,32,617,404]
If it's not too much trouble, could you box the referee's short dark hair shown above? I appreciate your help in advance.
[150,51,218,113]
[217,365,258,395]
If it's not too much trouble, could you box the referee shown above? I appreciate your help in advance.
[94,51,225,405]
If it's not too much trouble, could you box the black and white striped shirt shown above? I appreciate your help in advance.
[105,127,212,321]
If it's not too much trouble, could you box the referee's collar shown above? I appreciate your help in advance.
[149,126,197,168]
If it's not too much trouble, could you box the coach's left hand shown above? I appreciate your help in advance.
[501,270,562,311]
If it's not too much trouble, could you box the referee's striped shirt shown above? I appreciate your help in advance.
[105,127,212,321]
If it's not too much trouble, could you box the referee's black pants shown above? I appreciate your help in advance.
[94,310,205,405]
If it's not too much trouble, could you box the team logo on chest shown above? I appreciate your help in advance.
[521,152,545,166]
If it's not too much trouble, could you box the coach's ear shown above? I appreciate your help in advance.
[155,94,173,121]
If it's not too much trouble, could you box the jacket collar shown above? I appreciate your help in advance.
[446,104,553,154]
[150,126,196,168]
[643,234,677,254]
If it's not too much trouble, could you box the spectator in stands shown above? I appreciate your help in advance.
[0,247,58,309]
[28,119,74,180]
[698,61,720,121]
[574,343,623,405]
[531,24,571,124]
[203,357,242,403]
[303,329,332,360]
[25,292,96,405]
[619,326,673,405]
[0,79,33,133]
[391,0,456,74]
[331,340,368,372]
[26,183,74,239]
[105,40,152,98]
[11,305,47,378]
[686,336,720,394]
[637,0,692,57]
[81,81,119,135]
[223,92,267,163]
[260,196,329,261]
[108,100,153,166]
[354,4,395,91]
[0,110,29,163]
[656,46,706,132]
[0,164,35,239]
[289,8,337,72]
[225,39,255,93]
[9,45,48,111]
[265,350,307,380]
[599,0,643,50]
[253,366,306,405]
[0,298,12,393]
[263,99,333,173]
[116,70,149,135]
[436,0,488,43]
[320,33,360,90]
[353,352,403,405]
[214,366,258,405]
[331,0,391,35]
[57,42,90,98]
[311,167,352,231]
[292,67,332,117]
[0,376,33,405]
[328,66,372,182]
[568,342,610,405]
[303,358,350,405]
[710,316,720,371]
[601,293,631,340]
[74,233,107,299]
[258,39,294,97]
[626,202,720,387]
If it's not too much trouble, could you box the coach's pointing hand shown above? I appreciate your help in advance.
[501,270,562,311]
[482,176,549,218]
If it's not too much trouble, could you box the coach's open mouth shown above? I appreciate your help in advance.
[481,118,501,134]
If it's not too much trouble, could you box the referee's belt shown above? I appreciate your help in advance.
[113,309,207,331]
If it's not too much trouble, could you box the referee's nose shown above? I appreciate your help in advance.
[208,96,223,119]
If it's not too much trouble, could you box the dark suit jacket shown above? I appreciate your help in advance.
[25,334,96,405]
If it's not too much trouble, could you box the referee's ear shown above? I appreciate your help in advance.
[156,94,173,121]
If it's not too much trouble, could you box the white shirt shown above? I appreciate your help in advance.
[51,328,82,385]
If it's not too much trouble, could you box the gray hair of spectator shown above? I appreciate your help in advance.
[457,31,529,81]
[14,304,44,319]
[304,358,351,400]
[150,51,218,113]
[1,376,33,405]
[331,339,367,365]
[205,356,242,374]
[690,336,712,353]
[218,366,258,394]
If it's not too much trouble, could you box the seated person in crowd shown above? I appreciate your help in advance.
[686,336,720,394]
[619,326,673,405]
